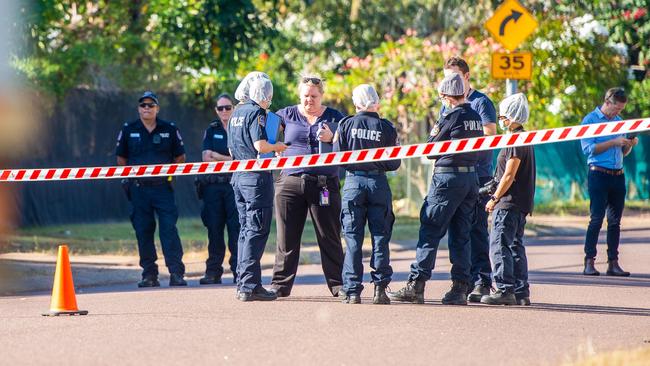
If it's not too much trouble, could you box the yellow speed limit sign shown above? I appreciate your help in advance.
[491,52,532,80]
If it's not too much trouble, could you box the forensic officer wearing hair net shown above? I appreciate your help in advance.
[442,56,498,303]
[482,93,536,306]
[390,73,484,305]
[116,91,188,288]
[227,72,288,301]
[334,84,401,305]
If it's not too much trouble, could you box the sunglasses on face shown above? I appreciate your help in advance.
[139,102,157,109]
[302,77,322,85]
[216,105,233,111]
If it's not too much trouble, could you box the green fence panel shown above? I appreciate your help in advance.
[533,135,649,204]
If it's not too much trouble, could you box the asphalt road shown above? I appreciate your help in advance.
[1,223,650,365]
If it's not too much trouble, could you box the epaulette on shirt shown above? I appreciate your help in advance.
[380,118,394,127]
[337,115,354,127]
[158,119,177,129]
[209,119,222,128]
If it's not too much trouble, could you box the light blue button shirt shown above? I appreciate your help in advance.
[580,107,623,169]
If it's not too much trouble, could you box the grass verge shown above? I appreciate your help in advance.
[534,199,650,216]
[2,216,422,255]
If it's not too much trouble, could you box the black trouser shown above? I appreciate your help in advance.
[200,182,240,278]
[584,169,626,260]
[128,181,185,278]
[271,174,344,296]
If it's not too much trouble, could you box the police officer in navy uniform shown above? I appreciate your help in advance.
[197,93,240,285]
[442,57,498,302]
[334,84,401,305]
[389,74,483,305]
[228,72,287,301]
[116,91,187,287]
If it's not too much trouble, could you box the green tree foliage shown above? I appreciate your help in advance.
[149,0,279,105]
[12,0,650,121]
[150,0,273,70]
[14,0,276,101]
[270,0,497,57]
[524,17,627,128]
[14,1,151,95]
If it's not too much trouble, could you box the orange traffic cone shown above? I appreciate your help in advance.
[42,245,88,316]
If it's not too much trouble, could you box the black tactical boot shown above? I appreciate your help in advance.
[169,273,188,286]
[238,286,278,302]
[583,257,600,276]
[467,282,492,303]
[606,259,630,277]
[341,294,361,304]
[441,280,469,305]
[137,275,160,288]
[199,274,222,285]
[270,287,290,298]
[388,280,425,304]
[373,285,391,305]
[515,294,531,306]
[480,289,517,305]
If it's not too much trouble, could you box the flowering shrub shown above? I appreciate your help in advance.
[324,33,504,203]
[322,23,629,208]
[326,33,503,145]
[526,16,628,128]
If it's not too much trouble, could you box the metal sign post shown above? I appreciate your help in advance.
[486,0,537,97]
[506,79,518,96]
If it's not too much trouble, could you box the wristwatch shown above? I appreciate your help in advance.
[490,195,500,203]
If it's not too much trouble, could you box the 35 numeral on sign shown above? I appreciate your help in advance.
[491,52,532,80]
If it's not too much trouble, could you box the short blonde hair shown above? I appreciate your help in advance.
[298,74,325,95]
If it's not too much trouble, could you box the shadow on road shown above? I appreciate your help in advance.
[520,302,650,317]
[278,296,650,317]
[529,270,650,288]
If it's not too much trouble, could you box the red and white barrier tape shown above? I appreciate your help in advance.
[1,118,648,182]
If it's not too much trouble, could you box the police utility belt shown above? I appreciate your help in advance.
[129,177,171,187]
[198,175,231,184]
[434,166,475,173]
[194,175,230,201]
[289,173,333,207]
[345,170,386,176]
[120,177,171,202]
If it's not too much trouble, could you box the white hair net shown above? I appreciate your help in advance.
[437,73,464,96]
[499,93,529,127]
[352,84,380,110]
[248,78,273,106]
[234,71,272,102]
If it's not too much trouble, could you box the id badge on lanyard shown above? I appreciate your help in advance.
[319,187,330,206]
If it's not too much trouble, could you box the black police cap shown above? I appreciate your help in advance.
[138,91,159,105]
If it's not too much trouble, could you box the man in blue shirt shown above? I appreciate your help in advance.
[441,57,497,302]
[580,87,638,277]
